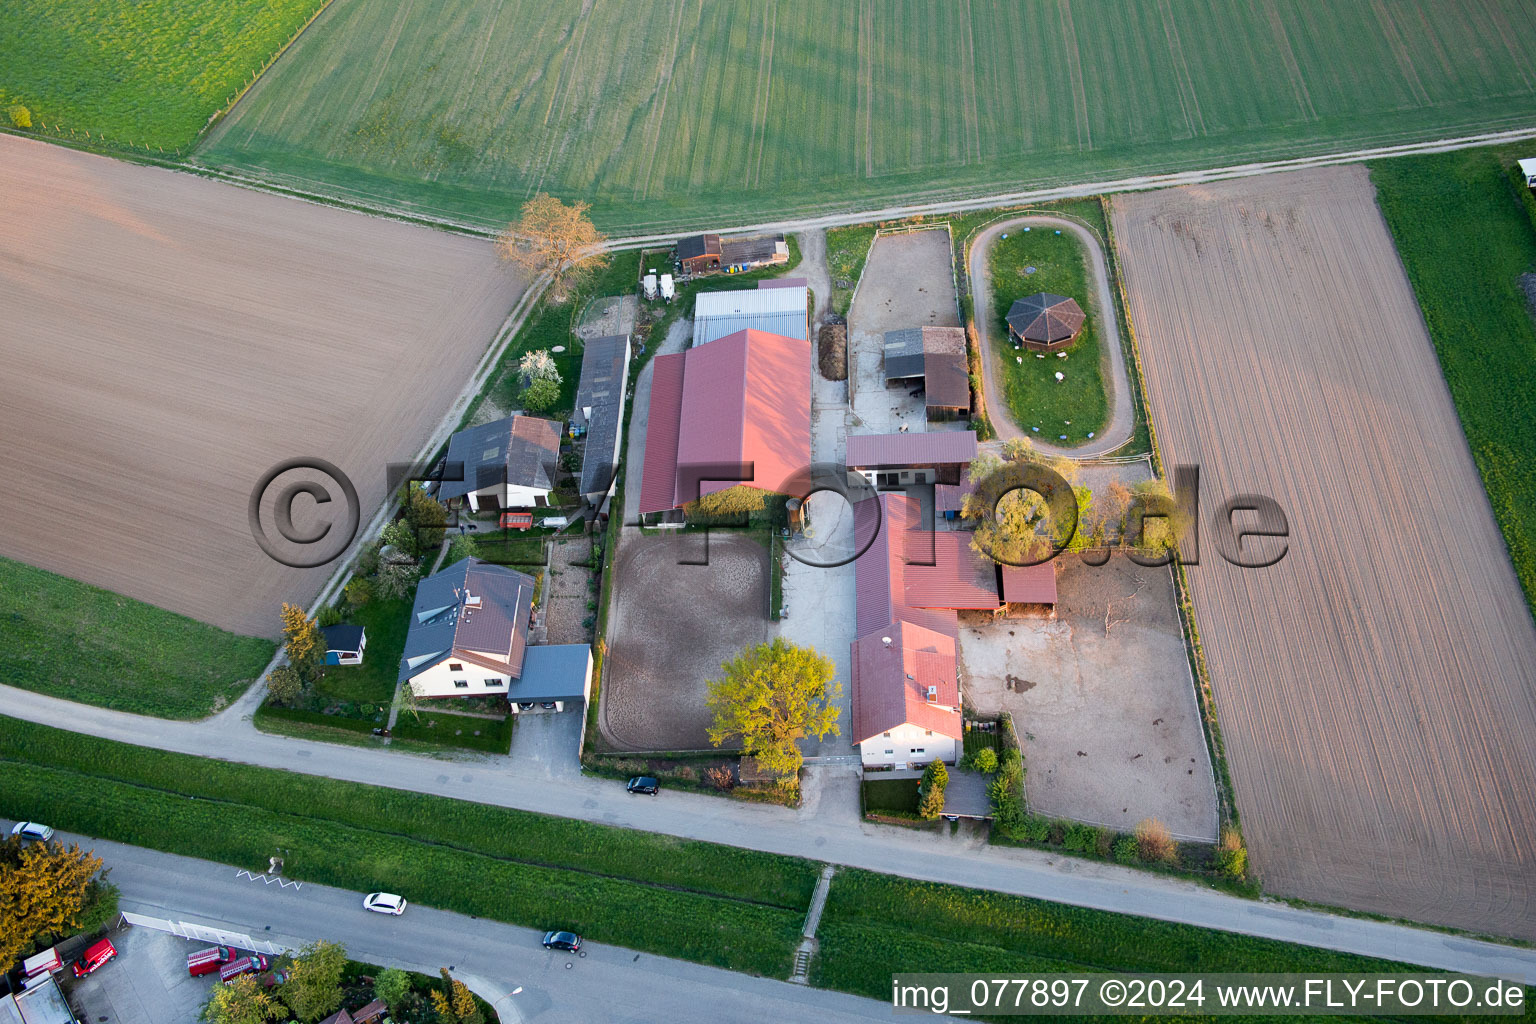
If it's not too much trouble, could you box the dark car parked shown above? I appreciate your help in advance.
[542,931,582,953]
[626,776,659,795]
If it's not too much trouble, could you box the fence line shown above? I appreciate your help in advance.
[120,912,289,957]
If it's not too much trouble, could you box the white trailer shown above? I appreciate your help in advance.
[1521,158,1536,188]
[659,273,675,301]
[642,273,658,300]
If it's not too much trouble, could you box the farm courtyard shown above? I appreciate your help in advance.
[1112,166,1536,939]
[961,555,1217,843]
[0,134,529,638]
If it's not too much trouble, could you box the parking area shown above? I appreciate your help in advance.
[601,531,771,750]
[508,704,583,778]
[847,229,965,435]
[68,925,230,1024]
[959,554,1217,841]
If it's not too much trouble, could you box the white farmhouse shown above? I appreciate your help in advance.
[436,414,562,511]
[397,558,591,710]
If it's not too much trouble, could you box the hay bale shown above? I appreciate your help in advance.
[818,323,847,381]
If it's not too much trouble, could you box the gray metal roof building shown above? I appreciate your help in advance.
[573,334,631,503]
[693,286,808,345]
[437,415,561,502]
[883,327,927,381]
[398,558,535,683]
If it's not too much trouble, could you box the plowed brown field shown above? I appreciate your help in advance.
[0,136,528,637]
[1112,166,1536,939]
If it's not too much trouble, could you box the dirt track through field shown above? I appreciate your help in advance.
[0,135,527,637]
[1112,166,1536,939]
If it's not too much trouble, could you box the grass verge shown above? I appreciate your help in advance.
[1370,147,1536,620]
[815,870,1433,1003]
[0,555,275,719]
[0,716,810,975]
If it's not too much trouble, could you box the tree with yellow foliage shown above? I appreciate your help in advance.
[496,193,609,302]
[279,602,324,682]
[204,973,287,1024]
[0,837,104,973]
[430,967,484,1024]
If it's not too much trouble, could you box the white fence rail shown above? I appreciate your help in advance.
[119,912,288,957]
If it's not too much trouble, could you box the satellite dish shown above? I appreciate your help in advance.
[881,636,893,645]
[552,345,566,353]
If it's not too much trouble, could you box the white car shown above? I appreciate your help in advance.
[11,822,53,842]
[363,892,407,916]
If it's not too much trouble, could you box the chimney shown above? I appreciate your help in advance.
[464,593,482,610]
[925,685,938,702]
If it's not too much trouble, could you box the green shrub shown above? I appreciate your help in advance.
[265,665,303,707]
[1113,836,1139,864]
[1213,826,1248,880]
[971,747,998,774]
[1062,823,1100,854]
[8,104,31,129]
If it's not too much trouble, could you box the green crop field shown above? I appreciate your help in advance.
[195,0,1536,231]
[0,0,327,151]
[0,556,275,719]
[1371,147,1536,620]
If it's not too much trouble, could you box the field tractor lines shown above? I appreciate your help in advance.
[748,1,779,190]
[959,0,983,166]
[1055,0,1092,151]
[1262,0,1317,122]
[344,0,417,128]
[1368,0,1432,108]
[859,0,874,179]
[1157,0,1205,139]
[638,0,686,201]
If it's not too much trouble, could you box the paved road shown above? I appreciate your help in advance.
[967,215,1133,458]
[4,687,1535,984]
[24,823,891,1024]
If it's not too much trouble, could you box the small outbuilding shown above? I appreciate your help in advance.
[321,624,367,665]
[883,326,971,419]
[676,233,722,275]
[1006,293,1085,352]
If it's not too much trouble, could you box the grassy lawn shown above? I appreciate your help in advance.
[826,224,878,316]
[195,0,1536,232]
[311,595,413,706]
[0,0,326,151]
[986,224,1108,443]
[813,870,1424,1003]
[1371,148,1536,620]
[461,532,547,568]
[391,709,513,754]
[0,555,274,719]
[861,777,920,815]
[466,251,644,431]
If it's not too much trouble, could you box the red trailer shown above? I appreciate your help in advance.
[500,511,534,531]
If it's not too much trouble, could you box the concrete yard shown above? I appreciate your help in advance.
[601,531,771,750]
[1113,166,1536,938]
[847,229,965,435]
[0,135,528,637]
[960,555,1217,841]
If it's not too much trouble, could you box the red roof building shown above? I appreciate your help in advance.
[850,493,1057,766]
[638,329,810,514]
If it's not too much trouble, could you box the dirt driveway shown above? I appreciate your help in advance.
[961,555,1217,840]
[848,229,964,435]
[601,530,771,750]
[0,136,527,637]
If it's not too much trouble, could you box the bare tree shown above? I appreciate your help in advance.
[496,193,610,301]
